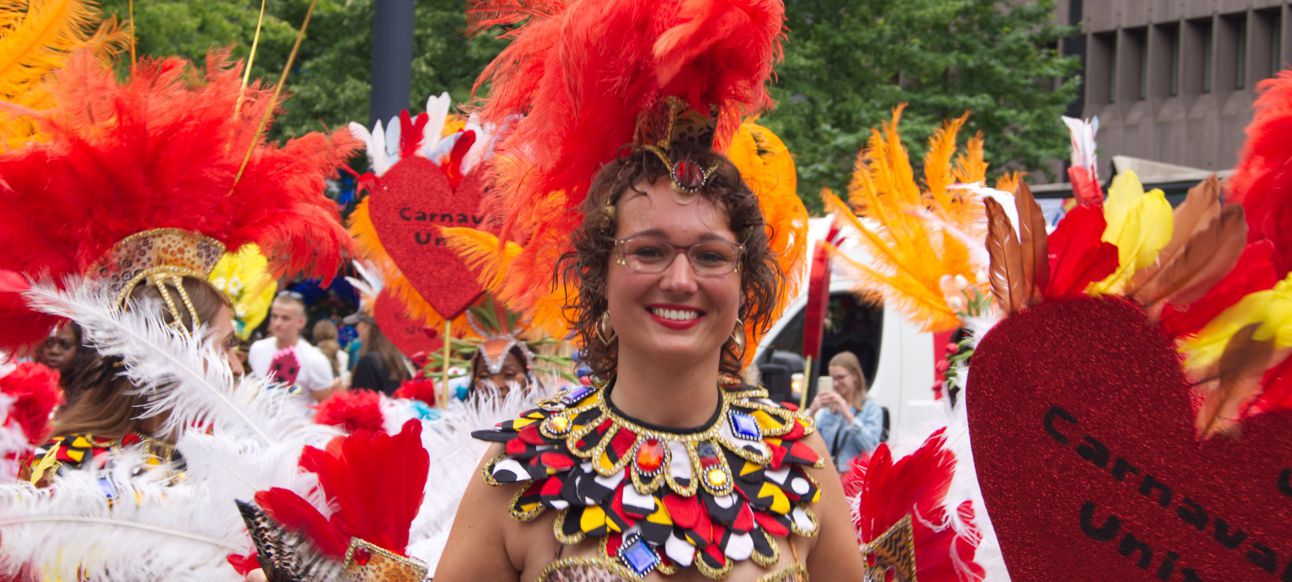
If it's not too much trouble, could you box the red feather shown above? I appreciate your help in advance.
[846,428,985,582]
[1230,71,1292,276]
[1043,205,1119,299]
[314,389,385,434]
[1066,165,1104,208]
[394,378,437,407]
[0,362,64,444]
[0,51,358,349]
[466,0,785,311]
[802,242,831,360]
[298,419,428,556]
[1158,241,1279,338]
[254,487,350,558]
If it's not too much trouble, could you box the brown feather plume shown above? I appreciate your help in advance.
[1195,324,1276,438]
[1014,182,1048,308]
[1130,205,1247,308]
[1126,176,1222,297]
[984,197,1026,315]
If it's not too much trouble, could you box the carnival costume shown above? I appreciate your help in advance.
[0,20,438,574]
[448,0,830,579]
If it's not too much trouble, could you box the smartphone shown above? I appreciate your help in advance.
[816,376,833,395]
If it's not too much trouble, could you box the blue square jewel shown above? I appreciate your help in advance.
[729,410,762,441]
[618,534,661,577]
[560,385,596,406]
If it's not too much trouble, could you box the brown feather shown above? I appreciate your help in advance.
[984,197,1025,315]
[1196,324,1274,438]
[1014,182,1048,307]
[1127,176,1221,295]
[1131,205,1247,308]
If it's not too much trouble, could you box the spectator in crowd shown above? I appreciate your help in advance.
[807,351,885,472]
[248,291,335,401]
[312,319,349,386]
[344,311,409,395]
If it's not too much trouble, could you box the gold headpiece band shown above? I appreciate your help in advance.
[634,97,722,197]
[90,228,226,334]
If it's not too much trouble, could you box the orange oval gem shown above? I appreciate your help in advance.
[635,438,664,473]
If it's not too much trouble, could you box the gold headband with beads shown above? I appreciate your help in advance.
[634,97,722,196]
[90,228,226,334]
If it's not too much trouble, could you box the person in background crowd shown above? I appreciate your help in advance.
[38,322,81,396]
[247,291,335,401]
[312,319,349,387]
[808,351,885,472]
[344,311,409,395]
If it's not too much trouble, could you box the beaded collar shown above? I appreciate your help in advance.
[473,383,823,579]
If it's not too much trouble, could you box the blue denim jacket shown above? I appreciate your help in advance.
[814,399,884,472]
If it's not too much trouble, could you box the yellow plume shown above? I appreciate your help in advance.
[440,225,572,338]
[1181,275,1292,372]
[0,0,123,150]
[829,108,989,332]
[724,121,809,362]
[208,244,276,341]
[1087,170,1173,294]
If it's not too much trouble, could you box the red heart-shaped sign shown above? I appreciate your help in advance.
[368,156,485,319]
[967,296,1292,581]
[373,290,442,359]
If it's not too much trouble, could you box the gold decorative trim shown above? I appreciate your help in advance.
[758,564,808,582]
[342,537,429,582]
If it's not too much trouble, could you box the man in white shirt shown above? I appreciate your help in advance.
[248,291,336,401]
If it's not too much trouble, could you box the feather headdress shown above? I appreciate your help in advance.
[208,244,277,341]
[1230,70,1292,276]
[0,0,124,151]
[459,0,795,349]
[0,50,359,348]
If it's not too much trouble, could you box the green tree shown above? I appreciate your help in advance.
[99,0,504,139]
[765,0,1080,212]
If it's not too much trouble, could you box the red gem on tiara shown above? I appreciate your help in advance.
[672,159,707,192]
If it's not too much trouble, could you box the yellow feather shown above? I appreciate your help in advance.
[441,226,573,338]
[208,244,276,340]
[724,121,809,362]
[924,112,969,210]
[0,0,123,150]
[1089,170,1174,294]
[953,132,989,185]
[1181,276,1292,372]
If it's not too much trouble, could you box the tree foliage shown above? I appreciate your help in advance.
[765,0,1080,211]
[97,0,1077,213]
[99,0,504,139]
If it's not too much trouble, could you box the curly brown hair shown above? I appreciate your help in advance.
[559,146,783,381]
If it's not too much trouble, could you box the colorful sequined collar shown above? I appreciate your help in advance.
[473,384,823,579]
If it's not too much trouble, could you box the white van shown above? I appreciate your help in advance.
[752,218,946,440]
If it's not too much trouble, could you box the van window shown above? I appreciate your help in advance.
[764,292,883,384]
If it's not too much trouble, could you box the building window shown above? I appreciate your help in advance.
[1090,32,1117,104]
[1167,25,1180,97]
[1131,28,1148,100]
[1202,22,1213,93]
[1234,17,1247,89]
[1255,9,1283,79]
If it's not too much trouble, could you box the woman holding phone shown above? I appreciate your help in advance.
[807,351,885,472]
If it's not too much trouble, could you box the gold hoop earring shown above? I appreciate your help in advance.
[597,312,617,344]
[730,319,746,360]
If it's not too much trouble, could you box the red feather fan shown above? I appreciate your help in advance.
[466,0,785,310]
[394,378,437,407]
[802,242,832,362]
[256,419,429,558]
[1043,205,1119,299]
[0,361,64,445]
[314,390,385,435]
[0,50,359,348]
[1229,70,1292,276]
[846,428,986,582]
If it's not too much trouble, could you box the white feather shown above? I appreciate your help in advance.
[0,449,248,581]
[22,280,328,447]
[1062,116,1099,173]
[460,113,516,176]
[417,92,453,160]
[407,388,543,574]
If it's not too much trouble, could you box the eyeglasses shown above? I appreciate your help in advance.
[614,235,744,277]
